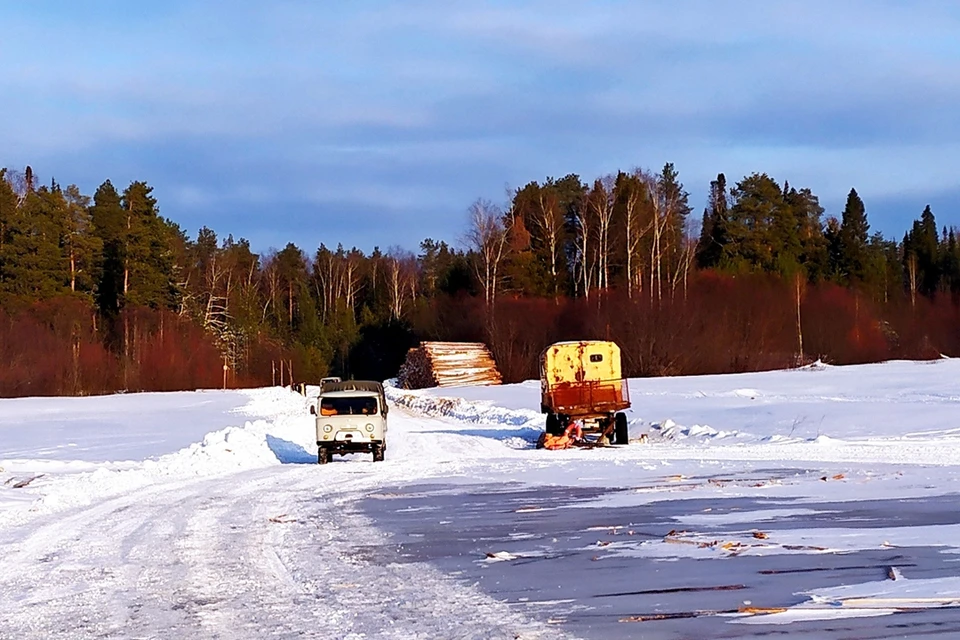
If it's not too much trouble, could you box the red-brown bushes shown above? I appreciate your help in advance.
[0,298,117,396]
[119,307,224,391]
[474,273,960,383]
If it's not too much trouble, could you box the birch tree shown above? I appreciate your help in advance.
[465,198,510,307]
[588,176,616,290]
[385,248,417,319]
[530,186,563,295]
[616,171,649,298]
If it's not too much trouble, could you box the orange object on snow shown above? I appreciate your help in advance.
[538,421,583,450]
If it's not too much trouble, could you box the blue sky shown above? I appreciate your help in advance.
[3,1,960,254]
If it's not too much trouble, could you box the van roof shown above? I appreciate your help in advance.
[321,380,384,394]
[319,390,380,399]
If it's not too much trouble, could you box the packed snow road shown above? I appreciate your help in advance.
[2,360,960,639]
[0,394,559,639]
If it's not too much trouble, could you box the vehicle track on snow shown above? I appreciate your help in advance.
[0,408,560,640]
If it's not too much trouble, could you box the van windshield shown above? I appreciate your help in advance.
[319,396,378,416]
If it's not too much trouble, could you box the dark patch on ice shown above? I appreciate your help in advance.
[359,481,960,640]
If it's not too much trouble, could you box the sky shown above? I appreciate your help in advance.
[3,1,960,254]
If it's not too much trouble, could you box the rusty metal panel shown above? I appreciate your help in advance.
[541,340,621,387]
[540,341,629,415]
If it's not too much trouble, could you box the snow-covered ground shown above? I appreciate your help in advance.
[2,360,960,638]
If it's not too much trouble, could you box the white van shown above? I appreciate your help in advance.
[310,380,388,464]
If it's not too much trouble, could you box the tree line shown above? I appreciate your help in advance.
[1,163,958,397]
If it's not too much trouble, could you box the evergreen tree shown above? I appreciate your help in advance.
[824,216,843,280]
[61,185,102,298]
[941,228,960,295]
[0,170,18,290]
[783,185,826,280]
[837,188,870,284]
[2,187,67,301]
[903,205,940,295]
[507,182,562,296]
[90,180,125,314]
[723,173,784,272]
[696,173,728,269]
[659,162,692,232]
[275,243,308,330]
[121,181,176,309]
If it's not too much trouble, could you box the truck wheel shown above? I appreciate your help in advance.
[614,412,629,445]
[372,445,384,462]
[545,413,564,436]
[318,447,330,464]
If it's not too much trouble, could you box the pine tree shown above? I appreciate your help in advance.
[903,205,940,295]
[696,173,728,269]
[723,173,784,272]
[783,185,826,280]
[2,187,67,301]
[275,243,308,330]
[0,170,17,290]
[91,180,126,314]
[941,228,960,294]
[61,185,102,298]
[837,188,870,284]
[121,181,176,309]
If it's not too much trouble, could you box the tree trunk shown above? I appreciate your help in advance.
[795,273,804,365]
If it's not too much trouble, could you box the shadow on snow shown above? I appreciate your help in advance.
[417,426,541,445]
[265,434,315,464]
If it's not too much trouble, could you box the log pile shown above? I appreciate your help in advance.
[397,341,502,389]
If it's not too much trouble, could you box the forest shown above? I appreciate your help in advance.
[1,163,959,397]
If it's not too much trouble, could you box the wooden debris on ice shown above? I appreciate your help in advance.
[397,341,502,389]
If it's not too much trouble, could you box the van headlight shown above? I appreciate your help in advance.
[323,425,333,433]
[365,424,374,432]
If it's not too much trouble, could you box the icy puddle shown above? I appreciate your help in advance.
[360,479,960,640]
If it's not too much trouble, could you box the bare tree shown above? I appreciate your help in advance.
[465,199,511,307]
[619,171,650,298]
[640,168,691,303]
[259,251,281,325]
[529,187,564,295]
[795,271,805,364]
[670,231,698,300]
[640,172,669,302]
[588,177,616,290]
[571,192,596,299]
[906,252,919,309]
[385,248,418,319]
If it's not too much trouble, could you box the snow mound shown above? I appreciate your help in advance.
[649,418,739,442]
[2,388,314,528]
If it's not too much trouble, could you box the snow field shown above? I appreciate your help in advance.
[2,359,960,635]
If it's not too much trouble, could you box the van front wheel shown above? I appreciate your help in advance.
[318,447,330,464]
[372,445,385,462]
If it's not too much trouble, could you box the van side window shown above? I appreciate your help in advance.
[320,400,337,416]
[589,354,603,363]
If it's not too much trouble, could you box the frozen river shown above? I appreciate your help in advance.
[362,474,960,639]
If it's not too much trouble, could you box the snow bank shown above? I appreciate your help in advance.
[0,387,315,528]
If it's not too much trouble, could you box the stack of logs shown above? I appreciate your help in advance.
[397,342,503,389]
